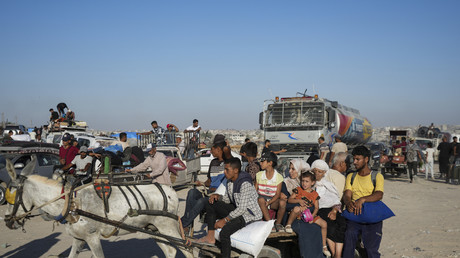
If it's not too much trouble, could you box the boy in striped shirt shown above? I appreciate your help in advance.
[255,152,286,232]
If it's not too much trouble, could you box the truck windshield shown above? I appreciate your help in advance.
[265,102,324,127]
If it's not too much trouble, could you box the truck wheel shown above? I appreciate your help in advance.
[0,183,6,205]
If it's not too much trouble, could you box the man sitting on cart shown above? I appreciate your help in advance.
[125,143,171,185]
[195,158,262,258]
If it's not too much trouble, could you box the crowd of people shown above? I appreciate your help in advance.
[389,135,459,184]
[3,114,458,257]
[49,102,76,129]
[437,136,460,184]
[177,134,387,258]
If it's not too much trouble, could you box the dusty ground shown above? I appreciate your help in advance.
[1,167,459,258]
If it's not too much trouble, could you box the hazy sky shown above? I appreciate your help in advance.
[1,1,459,131]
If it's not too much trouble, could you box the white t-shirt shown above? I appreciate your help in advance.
[186,125,201,131]
[332,142,348,153]
[71,155,93,172]
[425,148,435,162]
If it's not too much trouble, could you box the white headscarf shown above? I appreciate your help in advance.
[312,159,340,208]
[311,159,329,172]
[291,159,310,174]
[284,159,310,195]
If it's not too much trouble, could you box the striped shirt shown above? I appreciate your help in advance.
[256,170,284,197]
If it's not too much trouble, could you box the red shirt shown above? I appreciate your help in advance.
[59,146,79,165]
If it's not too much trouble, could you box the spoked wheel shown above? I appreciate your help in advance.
[0,183,6,205]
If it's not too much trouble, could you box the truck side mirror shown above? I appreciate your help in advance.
[327,108,336,129]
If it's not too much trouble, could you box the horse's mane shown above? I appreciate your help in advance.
[28,175,62,187]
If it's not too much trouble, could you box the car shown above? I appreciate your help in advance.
[0,142,61,205]
[197,148,242,173]
[46,131,118,149]
[2,124,27,136]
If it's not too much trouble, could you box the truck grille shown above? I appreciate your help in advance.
[270,143,318,155]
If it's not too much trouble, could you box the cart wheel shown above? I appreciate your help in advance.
[0,183,6,205]
[245,246,281,258]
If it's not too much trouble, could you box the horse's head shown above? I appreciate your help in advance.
[4,156,37,229]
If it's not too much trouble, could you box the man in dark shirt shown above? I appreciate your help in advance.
[262,139,287,156]
[447,137,459,183]
[437,136,451,179]
[137,121,166,145]
[49,108,59,122]
[244,141,261,183]
[181,139,227,234]
[56,102,68,117]
[240,138,250,171]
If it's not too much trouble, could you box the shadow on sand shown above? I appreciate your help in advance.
[2,232,61,258]
[57,238,188,258]
[2,232,188,258]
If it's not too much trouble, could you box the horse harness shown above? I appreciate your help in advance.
[4,176,212,252]
[6,175,178,230]
[4,175,37,230]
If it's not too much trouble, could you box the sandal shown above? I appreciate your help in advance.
[271,225,277,233]
[285,225,293,233]
[275,224,285,232]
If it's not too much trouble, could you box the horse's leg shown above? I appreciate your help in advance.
[85,235,105,258]
[69,238,86,258]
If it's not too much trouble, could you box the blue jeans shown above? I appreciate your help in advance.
[241,161,249,172]
[343,220,383,258]
[181,189,208,228]
[292,220,323,258]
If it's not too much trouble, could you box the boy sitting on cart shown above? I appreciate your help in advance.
[195,157,262,258]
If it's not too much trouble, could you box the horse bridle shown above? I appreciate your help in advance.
[4,175,36,229]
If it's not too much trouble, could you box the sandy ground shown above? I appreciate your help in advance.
[1,167,460,258]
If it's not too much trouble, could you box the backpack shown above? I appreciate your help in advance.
[129,146,145,166]
[350,170,380,192]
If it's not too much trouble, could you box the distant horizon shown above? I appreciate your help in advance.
[1,117,458,133]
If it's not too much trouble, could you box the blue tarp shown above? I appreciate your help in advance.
[110,132,138,139]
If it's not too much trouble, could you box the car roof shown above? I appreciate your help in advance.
[0,141,59,155]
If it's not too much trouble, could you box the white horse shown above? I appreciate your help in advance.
[4,158,193,258]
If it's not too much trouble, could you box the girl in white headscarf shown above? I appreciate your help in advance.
[283,159,311,196]
[278,159,311,231]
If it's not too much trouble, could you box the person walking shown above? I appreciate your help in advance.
[406,138,422,183]
[447,136,459,183]
[424,142,435,180]
[438,136,451,179]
